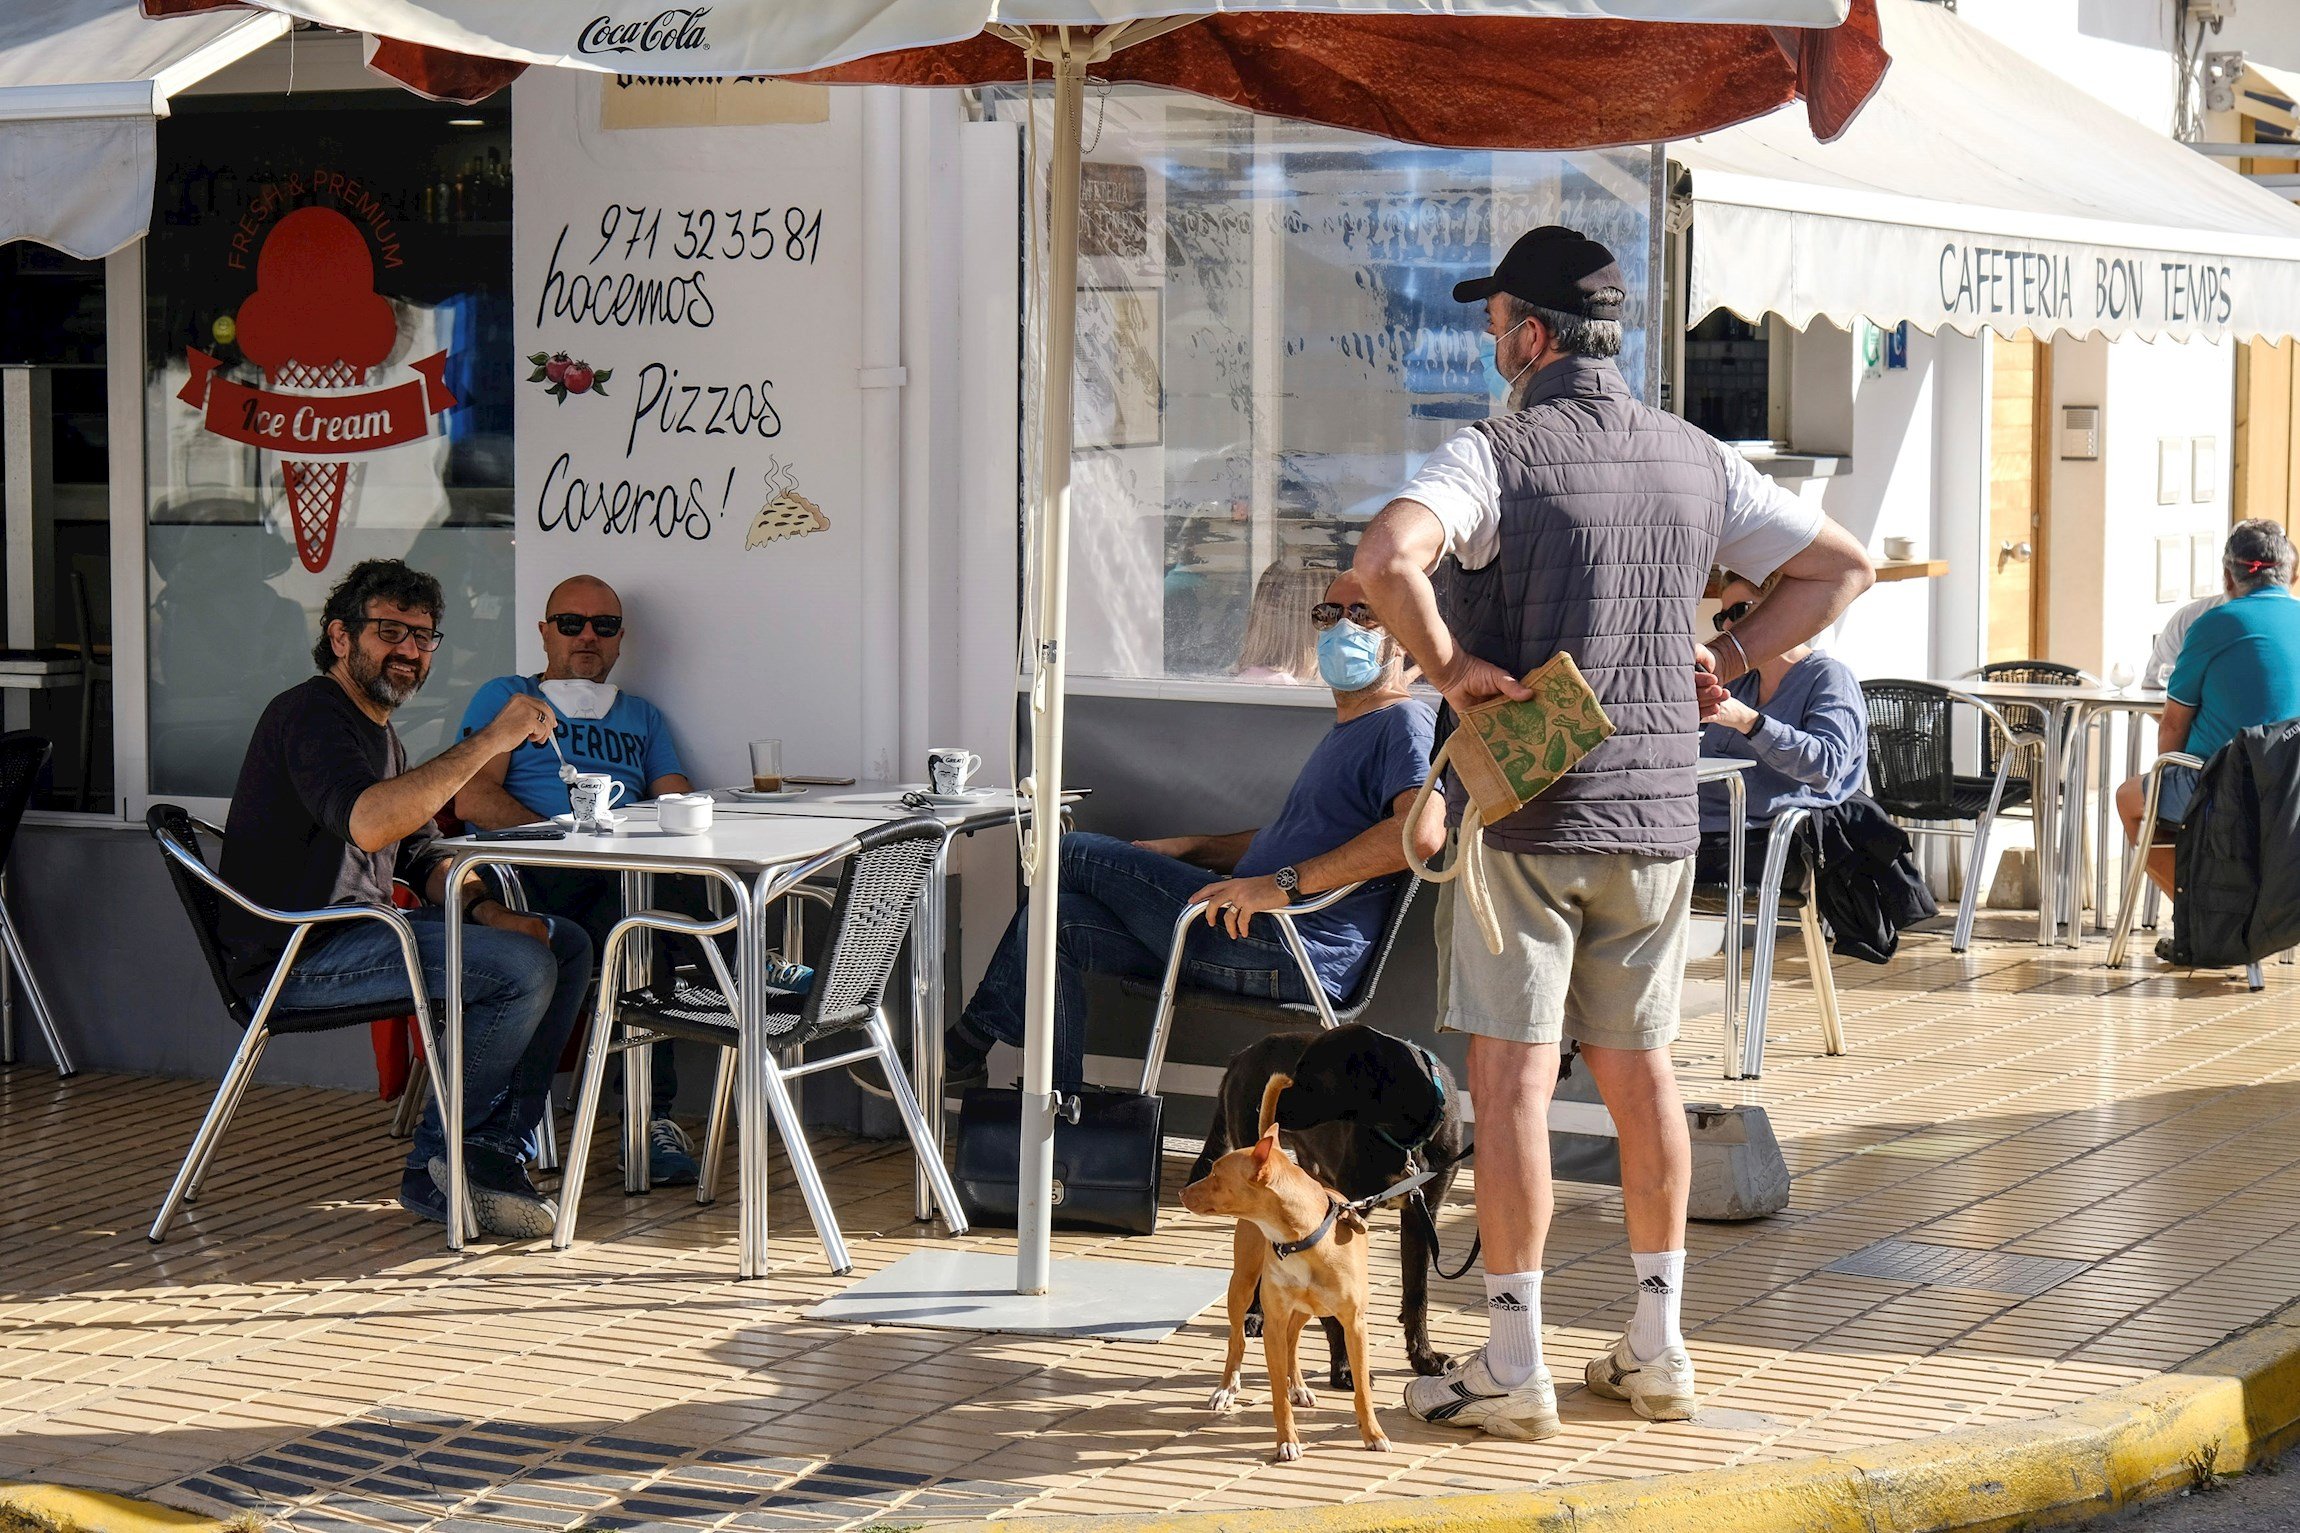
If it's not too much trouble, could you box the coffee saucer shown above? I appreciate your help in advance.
[730,786,809,802]
[553,811,627,833]
[913,788,1000,806]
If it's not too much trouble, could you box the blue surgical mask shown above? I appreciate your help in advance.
[1483,314,1535,397]
[1316,620,1388,693]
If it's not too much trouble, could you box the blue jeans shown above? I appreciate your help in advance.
[961,832,1315,1085]
[277,907,590,1171]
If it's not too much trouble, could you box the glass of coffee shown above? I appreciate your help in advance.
[748,739,784,793]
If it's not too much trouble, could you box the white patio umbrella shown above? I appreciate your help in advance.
[145,0,1889,1300]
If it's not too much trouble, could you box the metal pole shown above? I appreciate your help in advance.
[1016,38,1088,1297]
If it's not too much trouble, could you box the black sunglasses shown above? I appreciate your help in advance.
[1711,600,1754,632]
[1311,602,1381,630]
[548,612,624,638]
[348,617,444,652]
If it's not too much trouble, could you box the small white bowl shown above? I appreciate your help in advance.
[657,793,715,835]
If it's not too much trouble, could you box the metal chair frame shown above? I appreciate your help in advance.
[148,809,455,1243]
[552,829,966,1275]
[1862,683,2043,952]
[1701,804,1843,1080]
[0,732,70,1076]
[1138,877,1417,1095]
[2098,750,2279,988]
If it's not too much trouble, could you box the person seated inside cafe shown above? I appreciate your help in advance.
[221,558,587,1236]
[853,569,1445,1098]
[1693,569,1868,887]
[450,573,723,1187]
[2117,518,2300,896]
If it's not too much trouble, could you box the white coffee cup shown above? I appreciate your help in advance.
[1883,535,1916,562]
[569,773,628,828]
[656,792,714,835]
[927,747,982,796]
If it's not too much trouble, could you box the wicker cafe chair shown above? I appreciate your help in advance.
[553,815,967,1274]
[1966,660,2093,780]
[1132,875,1420,1096]
[1860,682,2042,953]
[145,805,451,1243]
[1691,804,1843,1079]
[0,732,71,1076]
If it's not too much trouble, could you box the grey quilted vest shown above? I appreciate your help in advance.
[1443,356,1727,857]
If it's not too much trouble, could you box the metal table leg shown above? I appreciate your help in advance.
[444,857,469,1251]
[912,832,954,1222]
[2032,710,2062,946]
[2059,706,2089,947]
[1721,770,1745,1082]
[620,871,653,1195]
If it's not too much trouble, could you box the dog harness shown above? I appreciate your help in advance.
[1372,1041,1450,1161]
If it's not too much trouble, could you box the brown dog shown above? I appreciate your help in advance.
[1180,1074,1390,1462]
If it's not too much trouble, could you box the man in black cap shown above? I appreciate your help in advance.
[1356,226,1873,1438]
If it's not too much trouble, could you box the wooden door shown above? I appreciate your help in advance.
[1987,333,2048,663]
[2234,338,2300,534]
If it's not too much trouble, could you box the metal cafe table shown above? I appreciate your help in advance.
[433,787,1047,1274]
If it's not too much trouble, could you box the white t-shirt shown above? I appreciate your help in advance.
[2146,593,2224,689]
[1392,424,1824,579]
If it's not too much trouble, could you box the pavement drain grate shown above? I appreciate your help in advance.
[1825,1239,2092,1296]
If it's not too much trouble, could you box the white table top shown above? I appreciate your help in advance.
[438,808,870,872]
[703,780,1058,830]
[1943,679,2166,706]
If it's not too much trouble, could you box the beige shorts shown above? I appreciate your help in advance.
[1435,844,1694,1052]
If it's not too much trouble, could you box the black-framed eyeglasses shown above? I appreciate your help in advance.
[1311,602,1381,631]
[348,617,444,652]
[1711,600,1754,632]
[548,612,624,638]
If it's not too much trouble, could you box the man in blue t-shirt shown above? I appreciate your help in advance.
[2117,519,2300,897]
[453,574,703,1181]
[852,571,1444,1100]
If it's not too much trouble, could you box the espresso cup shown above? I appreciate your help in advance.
[656,792,714,835]
[1883,535,1916,562]
[927,748,981,796]
[569,773,628,828]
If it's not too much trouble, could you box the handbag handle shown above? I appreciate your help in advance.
[1402,737,1506,957]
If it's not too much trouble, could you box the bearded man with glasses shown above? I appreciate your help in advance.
[451,573,731,1186]
[221,558,588,1237]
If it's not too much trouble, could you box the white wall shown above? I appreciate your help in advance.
[1814,326,1941,679]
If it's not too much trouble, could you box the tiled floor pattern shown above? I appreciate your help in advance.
[5,928,2300,1529]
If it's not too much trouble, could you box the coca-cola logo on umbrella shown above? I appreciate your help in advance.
[576,8,712,55]
[177,206,457,573]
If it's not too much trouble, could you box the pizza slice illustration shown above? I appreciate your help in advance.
[747,458,830,547]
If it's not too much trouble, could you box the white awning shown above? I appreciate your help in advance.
[0,1,288,258]
[1674,0,2300,342]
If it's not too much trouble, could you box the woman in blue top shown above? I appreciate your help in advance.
[1694,571,1869,886]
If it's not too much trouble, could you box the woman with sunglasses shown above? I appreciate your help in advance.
[1696,571,1869,887]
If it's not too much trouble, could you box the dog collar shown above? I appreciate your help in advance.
[1270,1198,1345,1260]
[1373,1042,1449,1162]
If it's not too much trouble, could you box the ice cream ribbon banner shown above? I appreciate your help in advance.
[177,348,456,457]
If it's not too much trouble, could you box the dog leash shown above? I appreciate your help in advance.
[1269,1169,1438,1260]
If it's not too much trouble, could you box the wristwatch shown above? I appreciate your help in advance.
[1273,865,1302,901]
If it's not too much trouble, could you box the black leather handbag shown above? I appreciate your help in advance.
[954,1085,1162,1236]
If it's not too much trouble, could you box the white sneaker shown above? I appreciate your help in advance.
[1583,1333,1697,1421]
[1401,1347,1561,1440]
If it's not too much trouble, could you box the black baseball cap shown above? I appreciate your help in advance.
[1453,225,1625,319]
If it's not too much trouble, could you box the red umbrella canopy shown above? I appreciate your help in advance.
[142,1,1887,150]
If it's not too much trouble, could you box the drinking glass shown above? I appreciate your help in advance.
[2109,661,2136,694]
[748,739,784,793]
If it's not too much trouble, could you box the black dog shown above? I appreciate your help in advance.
[1192,1023,1467,1388]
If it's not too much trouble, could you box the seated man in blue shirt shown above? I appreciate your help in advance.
[855,570,1445,1099]
[1693,570,1868,886]
[452,574,705,1182]
[2117,519,2300,897]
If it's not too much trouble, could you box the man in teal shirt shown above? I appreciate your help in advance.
[2117,519,2300,896]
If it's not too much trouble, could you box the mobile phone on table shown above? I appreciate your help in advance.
[471,825,568,841]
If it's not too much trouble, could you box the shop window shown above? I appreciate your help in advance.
[145,92,515,799]
[988,89,1654,688]
[0,245,113,812]
[1683,310,1774,444]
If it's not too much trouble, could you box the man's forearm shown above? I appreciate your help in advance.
[455,775,544,831]
[1296,818,1411,894]
[1356,502,1463,686]
[1719,520,1875,676]
[1192,830,1257,872]
[348,732,503,852]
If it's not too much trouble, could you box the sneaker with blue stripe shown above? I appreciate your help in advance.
[1401,1346,1560,1439]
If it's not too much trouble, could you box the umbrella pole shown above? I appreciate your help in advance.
[1017,39,1088,1296]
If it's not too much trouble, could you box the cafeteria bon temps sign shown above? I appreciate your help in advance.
[1939,241,2234,328]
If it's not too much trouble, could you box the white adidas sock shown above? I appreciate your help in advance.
[1481,1270,1544,1387]
[1629,1249,1687,1360]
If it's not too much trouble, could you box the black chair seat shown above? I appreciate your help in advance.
[1691,883,1806,916]
[1876,773,2032,822]
[616,975,807,1044]
[260,998,431,1037]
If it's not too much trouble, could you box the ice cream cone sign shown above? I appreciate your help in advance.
[176,206,458,573]
[747,457,829,548]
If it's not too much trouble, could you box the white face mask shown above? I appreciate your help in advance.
[539,678,619,720]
